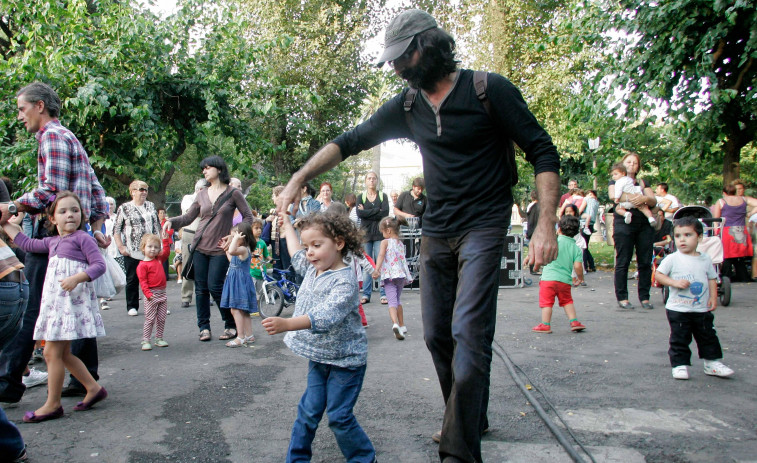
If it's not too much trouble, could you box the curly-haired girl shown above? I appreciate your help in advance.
[262,211,375,461]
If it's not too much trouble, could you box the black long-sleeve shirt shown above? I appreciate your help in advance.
[334,69,560,238]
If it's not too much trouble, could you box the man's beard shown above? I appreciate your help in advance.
[400,58,450,91]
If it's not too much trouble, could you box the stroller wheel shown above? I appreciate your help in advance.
[719,276,731,306]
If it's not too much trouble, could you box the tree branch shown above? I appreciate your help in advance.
[710,39,725,67]
[730,57,753,92]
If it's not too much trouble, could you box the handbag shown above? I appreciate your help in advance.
[94,248,126,298]
[181,189,234,281]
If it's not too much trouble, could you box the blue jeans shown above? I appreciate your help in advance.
[362,240,385,300]
[192,252,235,332]
[0,253,44,401]
[420,227,506,463]
[287,361,375,463]
[0,278,28,459]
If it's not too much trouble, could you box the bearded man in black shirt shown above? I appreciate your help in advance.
[277,9,560,462]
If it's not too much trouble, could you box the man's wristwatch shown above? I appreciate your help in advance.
[7,203,17,215]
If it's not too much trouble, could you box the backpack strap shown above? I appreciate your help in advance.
[404,87,419,131]
[473,70,492,117]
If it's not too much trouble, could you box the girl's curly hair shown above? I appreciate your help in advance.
[296,211,364,257]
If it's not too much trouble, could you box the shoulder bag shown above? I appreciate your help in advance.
[182,189,234,281]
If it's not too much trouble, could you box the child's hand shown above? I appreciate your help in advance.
[371,270,379,279]
[573,277,583,286]
[673,279,691,290]
[59,275,82,292]
[708,295,718,311]
[261,316,288,335]
[231,230,245,241]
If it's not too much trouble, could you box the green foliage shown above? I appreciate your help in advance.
[0,0,288,206]
[567,0,757,186]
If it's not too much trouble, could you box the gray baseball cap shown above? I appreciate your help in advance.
[376,9,437,67]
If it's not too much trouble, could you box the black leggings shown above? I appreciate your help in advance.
[613,214,654,302]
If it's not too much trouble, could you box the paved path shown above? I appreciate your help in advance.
[5,271,757,462]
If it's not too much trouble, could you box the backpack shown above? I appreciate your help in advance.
[361,191,384,204]
[403,71,519,187]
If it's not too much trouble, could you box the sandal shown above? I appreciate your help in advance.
[380,297,388,305]
[244,335,255,344]
[218,328,237,340]
[199,329,211,342]
[360,297,370,304]
[225,337,246,348]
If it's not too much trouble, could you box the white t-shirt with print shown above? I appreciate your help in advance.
[657,251,717,313]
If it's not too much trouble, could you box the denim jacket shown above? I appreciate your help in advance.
[284,250,367,368]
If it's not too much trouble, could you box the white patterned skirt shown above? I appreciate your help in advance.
[34,255,106,341]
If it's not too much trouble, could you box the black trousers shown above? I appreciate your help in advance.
[613,215,654,302]
[667,309,723,367]
[123,255,141,312]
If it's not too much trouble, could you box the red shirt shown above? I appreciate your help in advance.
[136,239,170,299]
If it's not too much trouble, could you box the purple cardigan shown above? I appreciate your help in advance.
[15,230,106,282]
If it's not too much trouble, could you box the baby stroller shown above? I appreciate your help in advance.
[661,206,731,305]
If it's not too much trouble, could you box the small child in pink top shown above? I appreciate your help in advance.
[137,233,171,350]
[372,217,412,340]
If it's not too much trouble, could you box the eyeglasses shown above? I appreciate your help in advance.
[133,188,148,192]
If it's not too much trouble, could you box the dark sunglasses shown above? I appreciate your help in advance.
[135,188,148,192]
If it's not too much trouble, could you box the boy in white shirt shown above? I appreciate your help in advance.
[655,216,734,380]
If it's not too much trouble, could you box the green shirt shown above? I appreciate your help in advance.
[540,234,583,285]
[250,238,270,279]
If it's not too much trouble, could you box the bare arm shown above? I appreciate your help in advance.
[371,239,388,279]
[276,143,343,216]
[279,212,302,257]
[526,171,560,270]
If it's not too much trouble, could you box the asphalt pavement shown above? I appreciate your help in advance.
[5,271,757,462]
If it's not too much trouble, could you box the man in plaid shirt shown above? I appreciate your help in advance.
[0,82,110,403]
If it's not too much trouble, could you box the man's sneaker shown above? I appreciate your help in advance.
[100,299,110,310]
[672,365,689,380]
[128,308,138,316]
[22,368,48,388]
[703,360,734,377]
[182,302,190,308]
[400,325,408,335]
[28,347,44,365]
[392,323,405,340]
[154,339,169,347]
[570,321,586,332]
[532,323,552,333]
[141,341,152,351]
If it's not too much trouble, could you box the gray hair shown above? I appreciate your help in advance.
[17,82,61,118]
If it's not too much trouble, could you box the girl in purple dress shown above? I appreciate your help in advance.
[3,191,108,423]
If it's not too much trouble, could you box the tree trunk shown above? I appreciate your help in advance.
[722,138,741,187]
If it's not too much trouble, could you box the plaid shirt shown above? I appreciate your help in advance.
[18,120,108,223]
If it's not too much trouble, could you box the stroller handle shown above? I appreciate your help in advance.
[700,218,723,224]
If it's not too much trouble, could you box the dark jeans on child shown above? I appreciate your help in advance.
[287,361,374,463]
[420,227,506,463]
[667,309,723,367]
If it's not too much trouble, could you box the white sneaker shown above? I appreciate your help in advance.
[400,326,408,335]
[176,279,183,284]
[703,360,734,377]
[672,366,689,380]
[100,299,110,310]
[22,368,49,388]
[392,323,405,340]
[128,308,138,316]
